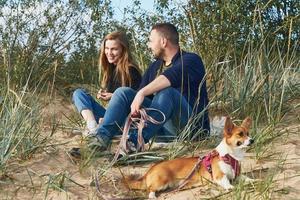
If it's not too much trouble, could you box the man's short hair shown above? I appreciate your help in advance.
[151,23,179,45]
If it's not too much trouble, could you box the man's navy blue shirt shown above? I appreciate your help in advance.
[139,50,210,133]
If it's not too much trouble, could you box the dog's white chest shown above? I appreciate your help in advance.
[218,160,235,180]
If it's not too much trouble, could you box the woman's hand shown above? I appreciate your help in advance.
[96,89,112,101]
[96,88,105,99]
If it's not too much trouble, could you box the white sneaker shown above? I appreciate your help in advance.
[71,128,83,135]
[82,128,97,137]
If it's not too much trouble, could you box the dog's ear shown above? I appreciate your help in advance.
[241,117,252,130]
[224,116,234,136]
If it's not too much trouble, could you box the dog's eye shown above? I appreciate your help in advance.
[238,132,244,137]
[237,141,242,146]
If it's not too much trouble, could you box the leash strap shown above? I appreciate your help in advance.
[112,108,166,164]
[176,150,219,190]
[176,156,203,190]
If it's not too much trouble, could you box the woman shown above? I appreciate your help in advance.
[72,31,142,136]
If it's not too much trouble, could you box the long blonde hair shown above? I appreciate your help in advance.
[99,31,139,89]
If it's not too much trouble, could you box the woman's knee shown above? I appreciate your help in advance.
[72,88,87,102]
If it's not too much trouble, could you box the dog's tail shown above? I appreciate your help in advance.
[123,174,146,190]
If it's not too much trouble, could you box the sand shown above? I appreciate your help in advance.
[1,97,299,200]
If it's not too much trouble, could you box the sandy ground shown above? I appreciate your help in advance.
[0,96,299,200]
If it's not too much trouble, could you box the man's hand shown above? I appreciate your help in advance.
[130,91,145,115]
[130,75,171,115]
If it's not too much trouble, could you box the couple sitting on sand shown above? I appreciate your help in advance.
[71,23,210,156]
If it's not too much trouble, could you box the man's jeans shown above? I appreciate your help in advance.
[72,88,106,123]
[95,87,192,144]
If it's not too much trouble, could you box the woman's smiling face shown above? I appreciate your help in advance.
[105,39,123,65]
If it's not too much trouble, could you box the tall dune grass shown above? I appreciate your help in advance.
[208,40,299,121]
[0,86,47,176]
[206,41,299,156]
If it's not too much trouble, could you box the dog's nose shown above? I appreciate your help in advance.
[249,139,254,145]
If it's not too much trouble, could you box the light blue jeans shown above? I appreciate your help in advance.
[72,88,106,123]
[94,87,192,145]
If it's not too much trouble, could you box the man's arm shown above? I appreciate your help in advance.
[130,75,170,115]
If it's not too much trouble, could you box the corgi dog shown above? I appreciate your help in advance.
[124,117,254,199]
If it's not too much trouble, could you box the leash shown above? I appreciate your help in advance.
[175,150,219,190]
[94,108,165,199]
[112,108,166,164]
[176,156,203,190]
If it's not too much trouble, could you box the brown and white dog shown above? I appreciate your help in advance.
[124,117,254,199]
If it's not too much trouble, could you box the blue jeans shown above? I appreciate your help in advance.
[72,88,106,123]
[95,87,192,144]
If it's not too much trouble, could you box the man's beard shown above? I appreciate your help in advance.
[153,48,165,60]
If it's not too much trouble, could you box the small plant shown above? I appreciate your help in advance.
[43,171,84,199]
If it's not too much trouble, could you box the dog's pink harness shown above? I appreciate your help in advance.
[202,150,241,178]
[177,150,240,190]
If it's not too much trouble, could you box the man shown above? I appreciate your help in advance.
[87,23,210,152]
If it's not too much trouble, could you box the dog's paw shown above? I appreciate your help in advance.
[239,175,257,183]
[216,177,234,190]
[224,184,234,191]
[148,191,157,199]
[245,177,256,183]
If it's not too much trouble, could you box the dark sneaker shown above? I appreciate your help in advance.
[86,134,110,151]
[127,140,137,152]
[69,147,82,159]
[118,140,137,158]
[128,131,145,152]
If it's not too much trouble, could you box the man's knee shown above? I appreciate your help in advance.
[154,87,178,100]
[111,87,136,104]
[113,87,136,98]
